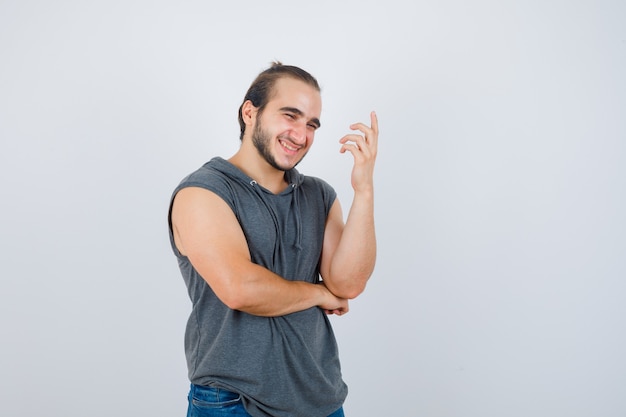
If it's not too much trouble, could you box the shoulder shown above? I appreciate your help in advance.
[170,158,244,214]
[301,175,335,194]
[174,159,232,194]
[298,175,337,213]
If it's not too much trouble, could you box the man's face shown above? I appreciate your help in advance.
[251,77,322,171]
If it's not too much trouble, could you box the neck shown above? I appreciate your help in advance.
[228,145,288,194]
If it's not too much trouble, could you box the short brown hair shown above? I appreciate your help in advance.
[237,62,320,140]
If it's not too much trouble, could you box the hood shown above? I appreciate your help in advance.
[207,157,306,252]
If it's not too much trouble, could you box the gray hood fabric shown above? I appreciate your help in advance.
[168,157,347,417]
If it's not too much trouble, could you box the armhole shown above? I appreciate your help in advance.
[168,183,237,258]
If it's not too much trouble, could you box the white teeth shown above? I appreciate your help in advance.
[280,140,298,151]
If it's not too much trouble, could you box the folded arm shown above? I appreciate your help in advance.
[171,187,348,317]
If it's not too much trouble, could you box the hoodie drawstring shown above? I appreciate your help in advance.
[291,183,303,251]
[248,180,304,269]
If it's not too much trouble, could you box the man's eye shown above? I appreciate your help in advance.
[285,113,296,119]
[307,124,318,130]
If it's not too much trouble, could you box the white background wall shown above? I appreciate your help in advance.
[1,1,625,416]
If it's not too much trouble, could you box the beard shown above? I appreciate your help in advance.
[252,118,306,171]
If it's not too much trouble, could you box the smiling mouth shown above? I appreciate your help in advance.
[279,138,300,153]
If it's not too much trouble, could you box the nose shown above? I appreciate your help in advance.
[291,121,308,144]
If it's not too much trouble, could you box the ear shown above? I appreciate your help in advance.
[241,100,258,127]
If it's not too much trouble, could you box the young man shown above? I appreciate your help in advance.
[168,62,378,417]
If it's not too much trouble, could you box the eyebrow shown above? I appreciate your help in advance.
[280,107,321,129]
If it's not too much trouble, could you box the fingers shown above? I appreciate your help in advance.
[324,308,348,316]
[370,110,378,134]
[319,283,350,315]
[323,297,349,316]
[349,111,378,140]
[340,111,379,154]
[338,111,378,192]
[339,134,369,155]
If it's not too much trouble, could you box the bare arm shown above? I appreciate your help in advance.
[171,187,348,317]
[320,111,378,299]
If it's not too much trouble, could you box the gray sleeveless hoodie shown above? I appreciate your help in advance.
[168,157,347,417]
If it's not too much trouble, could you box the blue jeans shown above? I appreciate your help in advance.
[186,384,345,417]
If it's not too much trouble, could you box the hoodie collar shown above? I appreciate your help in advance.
[208,157,304,194]
[207,157,305,251]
